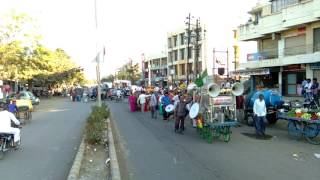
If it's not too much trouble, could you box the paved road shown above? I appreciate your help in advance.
[108,100,320,180]
[0,98,92,180]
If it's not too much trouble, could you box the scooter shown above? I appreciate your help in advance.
[0,125,22,160]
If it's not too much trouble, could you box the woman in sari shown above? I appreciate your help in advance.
[128,92,137,112]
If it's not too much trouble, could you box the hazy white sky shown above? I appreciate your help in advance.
[0,0,260,79]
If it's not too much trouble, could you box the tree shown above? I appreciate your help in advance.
[0,12,87,88]
[101,74,115,82]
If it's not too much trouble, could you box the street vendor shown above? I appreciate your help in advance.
[253,94,267,137]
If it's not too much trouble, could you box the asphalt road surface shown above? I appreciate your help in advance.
[0,98,92,180]
[108,100,320,180]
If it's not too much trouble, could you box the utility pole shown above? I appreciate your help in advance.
[194,18,200,79]
[94,0,101,106]
[226,49,229,79]
[186,13,191,86]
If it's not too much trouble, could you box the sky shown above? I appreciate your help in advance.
[0,0,261,79]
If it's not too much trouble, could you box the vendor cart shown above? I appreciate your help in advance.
[198,120,238,143]
[16,106,32,124]
[277,112,320,145]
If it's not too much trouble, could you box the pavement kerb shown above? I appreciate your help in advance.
[107,118,122,180]
[67,136,85,180]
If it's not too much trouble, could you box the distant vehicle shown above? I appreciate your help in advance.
[7,91,40,105]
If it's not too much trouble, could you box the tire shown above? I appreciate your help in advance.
[266,112,277,124]
[0,151,4,160]
[287,121,303,140]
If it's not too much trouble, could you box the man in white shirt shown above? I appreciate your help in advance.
[253,94,267,137]
[137,91,147,112]
[0,110,21,145]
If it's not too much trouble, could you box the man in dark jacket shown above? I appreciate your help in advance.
[174,94,191,134]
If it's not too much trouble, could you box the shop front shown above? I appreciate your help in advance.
[281,64,306,96]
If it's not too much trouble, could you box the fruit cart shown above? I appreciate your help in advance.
[277,109,320,145]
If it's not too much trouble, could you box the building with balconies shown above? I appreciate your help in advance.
[167,26,207,84]
[145,54,168,87]
[238,0,320,96]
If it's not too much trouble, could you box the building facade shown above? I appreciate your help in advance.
[167,27,207,84]
[238,0,320,96]
[146,55,168,87]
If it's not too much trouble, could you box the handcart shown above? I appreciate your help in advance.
[277,112,320,145]
[16,105,32,124]
[198,120,238,143]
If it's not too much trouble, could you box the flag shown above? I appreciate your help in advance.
[195,69,208,87]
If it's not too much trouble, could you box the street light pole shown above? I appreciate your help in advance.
[194,18,200,79]
[94,0,101,106]
[186,13,191,86]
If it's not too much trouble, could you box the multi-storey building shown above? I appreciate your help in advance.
[238,0,320,96]
[167,27,207,84]
[145,54,168,87]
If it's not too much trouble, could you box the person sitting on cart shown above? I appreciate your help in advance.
[253,94,267,137]
[8,99,18,114]
[0,110,21,147]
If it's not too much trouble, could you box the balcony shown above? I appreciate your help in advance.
[238,0,320,41]
[243,44,320,69]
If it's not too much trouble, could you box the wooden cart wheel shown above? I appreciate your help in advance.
[0,150,4,160]
[304,124,320,145]
[222,126,231,142]
[207,128,213,144]
[287,121,303,140]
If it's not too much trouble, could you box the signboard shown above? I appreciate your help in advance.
[230,68,270,76]
[170,69,175,75]
[247,53,264,61]
[283,64,305,72]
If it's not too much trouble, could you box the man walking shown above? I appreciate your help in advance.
[137,91,147,112]
[161,91,171,120]
[150,91,158,119]
[253,94,267,137]
[174,94,191,134]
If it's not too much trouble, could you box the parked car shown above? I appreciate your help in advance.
[7,91,40,105]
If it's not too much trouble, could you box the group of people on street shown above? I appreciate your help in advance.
[128,88,192,134]
[301,78,319,103]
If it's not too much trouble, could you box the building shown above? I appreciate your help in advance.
[237,0,320,96]
[167,26,207,84]
[145,54,168,87]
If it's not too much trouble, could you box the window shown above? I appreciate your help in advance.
[180,33,185,45]
[174,50,178,61]
[180,64,185,75]
[284,35,306,56]
[173,36,178,47]
[174,65,178,75]
[187,63,193,74]
[314,28,320,52]
[180,48,185,60]
[168,38,172,48]
[168,52,172,62]
[187,47,193,59]
[271,0,299,13]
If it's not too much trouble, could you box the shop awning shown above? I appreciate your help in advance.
[230,68,270,76]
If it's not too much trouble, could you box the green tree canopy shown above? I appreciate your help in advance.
[0,12,86,87]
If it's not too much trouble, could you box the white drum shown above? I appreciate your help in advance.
[189,103,200,119]
[165,104,174,113]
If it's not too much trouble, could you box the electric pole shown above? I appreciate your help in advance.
[186,13,191,86]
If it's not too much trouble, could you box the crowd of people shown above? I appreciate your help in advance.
[128,88,193,134]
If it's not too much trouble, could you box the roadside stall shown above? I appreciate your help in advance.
[277,109,320,145]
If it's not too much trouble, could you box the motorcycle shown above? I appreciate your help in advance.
[0,125,22,160]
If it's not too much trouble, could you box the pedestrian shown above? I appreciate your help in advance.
[150,91,158,119]
[174,94,191,134]
[312,78,319,104]
[301,78,307,97]
[161,91,171,120]
[128,91,137,112]
[137,91,147,112]
[253,94,267,137]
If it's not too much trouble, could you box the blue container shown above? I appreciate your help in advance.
[249,90,283,108]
